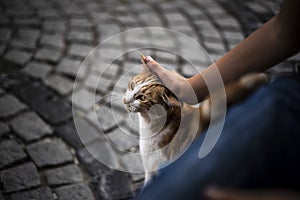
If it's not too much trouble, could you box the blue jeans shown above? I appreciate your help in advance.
[135,74,300,200]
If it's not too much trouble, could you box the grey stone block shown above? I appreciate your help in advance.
[77,147,110,176]
[43,20,66,32]
[0,163,41,193]
[4,50,32,65]
[0,95,27,118]
[44,164,83,186]
[55,121,83,149]
[34,98,72,124]
[73,116,103,145]
[12,18,39,26]
[44,74,73,95]
[68,31,93,43]
[56,58,82,78]
[10,112,53,142]
[10,187,54,200]
[35,48,62,63]
[23,62,52,79]
[71,89,99,110]
[84,74,111,92]
[69,44,93,58]
[84,140,121,170]
[38,9,60,18]
[55,184,95,200]
[247,2,269,13]
[165,13,188,26]
[224,31,244,42]
[26,139,73,167]
[70,19,93,28]
[11,38,37,49]
[86,105,123,132]
[0,139,27,168]
[40,34,64,49]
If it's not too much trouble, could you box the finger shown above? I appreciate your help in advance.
[145,56,154,64]
[145,56,164,72]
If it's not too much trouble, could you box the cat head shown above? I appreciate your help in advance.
[123,68,180,113]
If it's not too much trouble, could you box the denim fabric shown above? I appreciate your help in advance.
[135,74,300,200]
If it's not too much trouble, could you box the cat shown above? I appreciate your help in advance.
[123,63,268,185]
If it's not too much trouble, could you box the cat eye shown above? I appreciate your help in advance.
[136,95,146,101]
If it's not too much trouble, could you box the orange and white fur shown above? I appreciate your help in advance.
[123,63,268,185]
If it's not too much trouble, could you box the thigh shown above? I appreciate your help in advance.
[135,75,300,200]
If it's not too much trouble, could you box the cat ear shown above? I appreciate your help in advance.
[162,88,180,108]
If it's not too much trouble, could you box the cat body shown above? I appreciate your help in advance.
[123,68,268,185]
[124,70,200,183]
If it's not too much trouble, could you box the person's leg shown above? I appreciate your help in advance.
[135,74,300,200]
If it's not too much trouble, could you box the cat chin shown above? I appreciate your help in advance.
[126,106,140,113]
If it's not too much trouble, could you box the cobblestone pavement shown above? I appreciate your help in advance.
[0,0,299,199]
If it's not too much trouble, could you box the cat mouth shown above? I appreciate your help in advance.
[125,104,139,113]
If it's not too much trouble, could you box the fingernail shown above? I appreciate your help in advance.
[146,56,154,63]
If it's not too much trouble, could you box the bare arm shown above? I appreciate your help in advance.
[146,0,300,103]
[189,0,300,101]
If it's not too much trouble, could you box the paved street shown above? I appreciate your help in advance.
[0,0,298,199]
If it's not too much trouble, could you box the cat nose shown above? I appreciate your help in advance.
[123,97,130,104]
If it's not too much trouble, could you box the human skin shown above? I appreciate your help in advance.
[145,0,300,104]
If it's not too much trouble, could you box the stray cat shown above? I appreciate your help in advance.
[123,58,268,184]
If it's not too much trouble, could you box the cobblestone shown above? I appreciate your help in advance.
[43,20,66,33]
[40,34,65,49]
[0,162,40,193]
[0,139,27,169]
[44,164,83,186]
[69,44,94,58]
[84,140,121,169]
[56,58,82,78]
[0,95,27,118]
[35,48,62,63]
[71,89,99,110]
[44,74,73,95]
[74,116,103,145]
[68,31,94,43]
[10,112,53,142]
[23,61,53,79]
[77,147,110,176]
[86,105,123,132]
[4,50,32,66]
[55,121,84,149]
[10,187,54,200]
[13,81,54,107]
[55,183,95,200]
[26,139,73,167]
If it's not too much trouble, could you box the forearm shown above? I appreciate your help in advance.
[189,7,300,101]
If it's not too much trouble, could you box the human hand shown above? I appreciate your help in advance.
[205,187,300,200]
[142,55,198,104]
